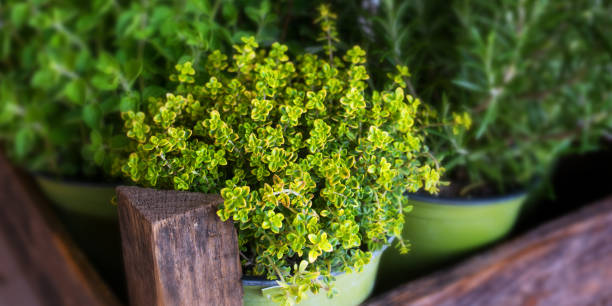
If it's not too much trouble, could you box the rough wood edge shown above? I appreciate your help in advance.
[367,195,612,305]
[117,186,243,306]
[0,151,121,306]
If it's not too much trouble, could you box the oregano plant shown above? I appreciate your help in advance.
[0,0,286,178]
[121,6,443,304]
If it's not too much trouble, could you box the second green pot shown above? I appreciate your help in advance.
[377,191,527,288]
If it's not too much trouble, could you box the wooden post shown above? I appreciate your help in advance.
[367,195,612,306]
[116,186,243,306]
[0,152,120,306]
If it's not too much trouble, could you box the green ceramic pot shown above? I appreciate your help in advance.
[34,174,118,219]
[243,244,388,306]
[377,191,527,288]
[33,174,125,298]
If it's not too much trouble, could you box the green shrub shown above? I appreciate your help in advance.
[121,6,444,304]
[361,0,612,195]
[0,0,284,178]
[435,0,612,194]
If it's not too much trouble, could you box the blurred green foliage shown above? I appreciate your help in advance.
[349,0,612,195]
[0,0,300,178]
[2,0,609,194]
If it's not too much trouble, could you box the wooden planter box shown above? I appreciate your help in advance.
[2,151,612,306]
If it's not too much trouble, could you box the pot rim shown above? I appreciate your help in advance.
[32,171,121,188]
[241,237,392,287]
[406,190,528,206]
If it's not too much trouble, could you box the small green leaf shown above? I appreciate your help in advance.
[10,3,29,28]
[90,130,103,146]
[15,128,35,159]
[93,149,105,165]
[83,103,102,129]
[452,79,484,92]
[31,69,55,89]
[124,59,143,86]
[63,80,86,105]
[120,91,140,112]
[91,73,118,91]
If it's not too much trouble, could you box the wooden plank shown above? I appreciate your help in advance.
[0,152,120,306]
[116,186,242,306]
[0,232,44,306]
[367,195,612,306]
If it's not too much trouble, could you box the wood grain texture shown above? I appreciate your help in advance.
[0,152,120,306]
[0,230,44,306]
[116,186,242,306]
[368,195,612,306]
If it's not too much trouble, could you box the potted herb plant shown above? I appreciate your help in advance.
[366,0,612,281]
[120,5,441,304]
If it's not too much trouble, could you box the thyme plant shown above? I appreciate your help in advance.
[121,6,442,304]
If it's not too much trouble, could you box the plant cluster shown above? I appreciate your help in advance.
[121,10,442,303]
[0,0,286,178]
[359,0,612,195]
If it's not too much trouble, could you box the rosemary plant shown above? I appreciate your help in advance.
[364,0,612,195]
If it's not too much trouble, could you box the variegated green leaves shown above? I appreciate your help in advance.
[121,33,440,305]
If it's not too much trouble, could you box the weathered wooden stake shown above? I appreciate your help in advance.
[116,186,243,306]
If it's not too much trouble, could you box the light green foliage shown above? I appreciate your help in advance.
[315,5,340,61]
[121,32,440,304]
[445,0,612,193]
[0,0,284,178]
